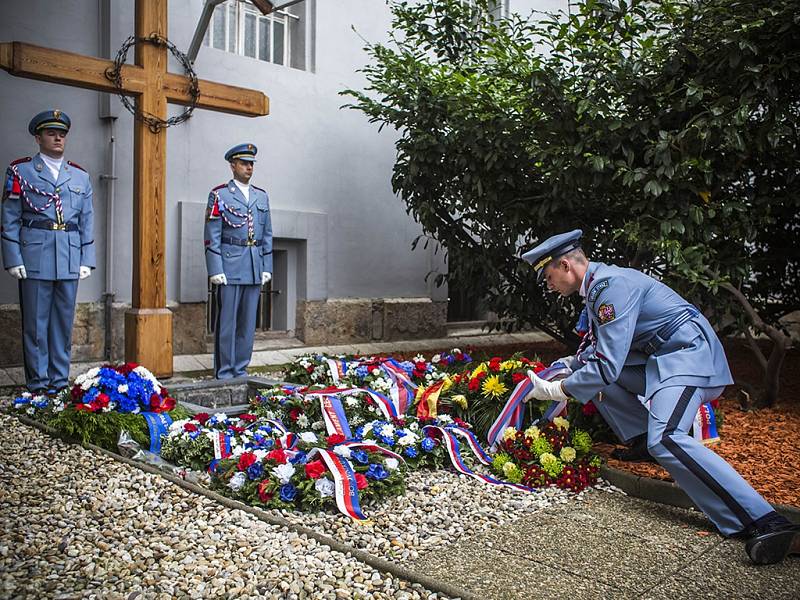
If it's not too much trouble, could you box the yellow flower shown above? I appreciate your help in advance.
[470,363,488,378]
[560,446,577,463]
[524,426,540,440]
[503,461,517,476]
[500,360,522,371]
[540,452,558,468]
[481,375,508,399]
[451,394,468,409]
[503,427,518,441]
[441,376,453,393]
[553,416,570,431]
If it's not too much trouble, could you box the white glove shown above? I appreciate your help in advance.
[79,266,92,280]
[209,273,227,286]
[553,355,577,371]
[8,265,27,280]
[261,272,272,285]
[523,370,569,403]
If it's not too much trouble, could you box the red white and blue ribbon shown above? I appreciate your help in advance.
[319,395,352,439]
[447,425,492,465]
[423,426,529,492]
[209,431,233,473]
[265,418,288,434]
[693,402,720,445]
[310,448,368,521]
[325,358,349,385]
[11,164,65,222]
[277,432,299,450]
[487,378,532,448]
[380,359,417,414]
[363,388,398,420]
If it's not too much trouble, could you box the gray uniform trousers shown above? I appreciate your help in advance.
[594,364,774,536]
[19,278,79,391]
[213,283,261,379]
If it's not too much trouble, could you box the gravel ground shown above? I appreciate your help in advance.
[0,414,448,600]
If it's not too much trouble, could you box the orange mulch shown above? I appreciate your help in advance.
[596,399,800,507]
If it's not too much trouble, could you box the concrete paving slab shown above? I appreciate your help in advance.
[68,361,102,378]
[173,355,206,372]
[249,350,294,366]
[193,354,214,370]
[640,539,800,599]
[409,536,625,600]
[471,491,720,595]
[0,369,16,387]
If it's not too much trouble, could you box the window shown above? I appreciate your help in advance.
[204,0,308,70]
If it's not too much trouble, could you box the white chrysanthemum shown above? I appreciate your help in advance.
[253,449,268,461]
[117,384,129,394]
[345,396,359,407]
[228,472,247,491]
[436,414,453,425]
[413,354,424,362]
[272,463,296,484]
[408,422,419,432]
[311,420,324,431]
[385,457,399,471]
[212,412,228,423]
[169,419,190,432]
[397,432,418,446]
[333,445,352,459]
[297,414,309,428]
[315,477,334,497]
[300,432,318,443]
[380,423,395,438]
[350,415,364,426]
[431,354,441,364]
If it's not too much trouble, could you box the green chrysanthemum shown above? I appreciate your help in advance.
[502,461,523,484]
[539,452,563,477]
[492,452,512,473]
[531,436,553,457]
[571,429,593,455]
[560,446,577,463]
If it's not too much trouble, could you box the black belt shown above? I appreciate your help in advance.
[22,218,78,232]
[641,307,700,355]
[221,236,262,247]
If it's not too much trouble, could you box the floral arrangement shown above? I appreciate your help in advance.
[12,363,187,451]
[491,418,600,492]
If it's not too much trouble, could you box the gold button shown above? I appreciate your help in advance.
[55,187,61,192]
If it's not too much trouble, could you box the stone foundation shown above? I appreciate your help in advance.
[0,301,208,368]
[296,298,448,345]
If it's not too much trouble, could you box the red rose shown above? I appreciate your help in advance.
[531,361,546,374]
[304,460,326,480]
[160,396,175,412]
[239,413,258,423]
[511,372,527,384]
[184,423,199,433]
[306,365,314,373]
[453,417,469,429]
[488,357,502,372]
[582,401,598,416]
[74,403,91,412]
[267,449,287,464]
[288,408,301,421]
[229,425,246,434]
[237,452,257,471]
[476,371,487,380]
[195,412,210,425]
[96,393,110,408]
[257,479,273,503]
[326,434,346,446]
[468,378,481,392]
[70,385,82,401]
[355,473,368,490]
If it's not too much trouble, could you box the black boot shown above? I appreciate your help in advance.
[745,513,800,565]
[611,434,656,463]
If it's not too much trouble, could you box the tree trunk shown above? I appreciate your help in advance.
[721,282,791,408]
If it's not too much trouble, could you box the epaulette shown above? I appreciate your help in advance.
[67,160,86,172]
[10,157,31,166]
[587,278,610,305]
[252,185,267,194]
[212,183,227,191]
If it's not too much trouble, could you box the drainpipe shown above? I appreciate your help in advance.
[98,0,117,361]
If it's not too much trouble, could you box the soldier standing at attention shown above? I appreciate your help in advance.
[1,110,95,395]
[204,143,273,379]
[521,229,799,565]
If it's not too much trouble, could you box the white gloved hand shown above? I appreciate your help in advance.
[261,272,272,285]
[8,265,27,280]
[523,370,569,403]
[553,355,577,371]
[79,266,92,280]
[209,273,228,286]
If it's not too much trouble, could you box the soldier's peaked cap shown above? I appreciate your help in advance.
[521,229,583,282]
[28,110,71,136]
[225,143,257,162]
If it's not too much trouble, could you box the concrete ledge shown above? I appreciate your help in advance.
[600,465,800,524]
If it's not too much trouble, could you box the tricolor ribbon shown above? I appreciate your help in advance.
[309,448,368,521]
[423,426,529,492]
[319,395,352,439]
[692,402,720,445]
[325,358,349,385]
[11,164,64,223]
[141,411,173,454]
[306,387,397,421]
[208,430,232,473]
[380,359,417,414]
[265,418,288,434]
[276,432,299,450]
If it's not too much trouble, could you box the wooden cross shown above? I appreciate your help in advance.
[0,0,269,377]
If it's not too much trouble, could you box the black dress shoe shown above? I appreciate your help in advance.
[746,520,800,565]
[611,434,656,463]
